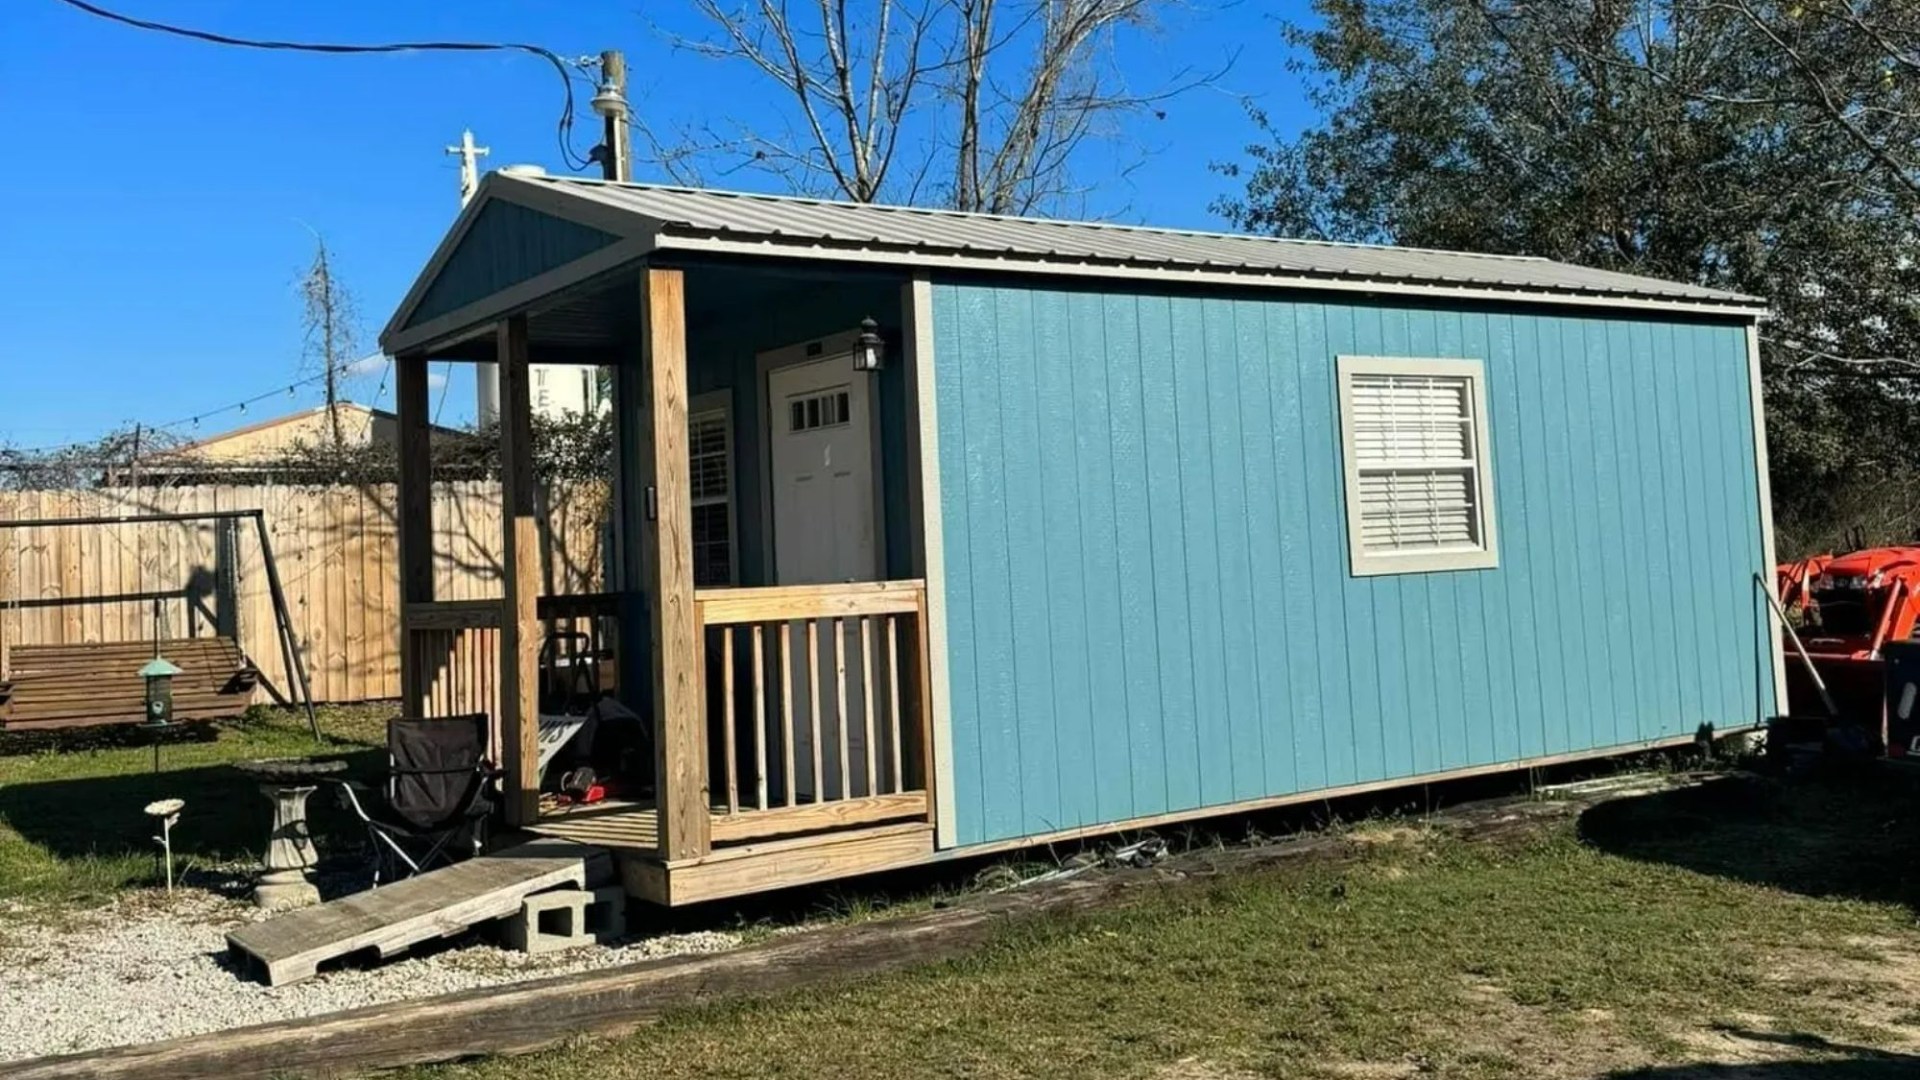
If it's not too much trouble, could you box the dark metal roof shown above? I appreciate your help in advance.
[517,175,1764,313]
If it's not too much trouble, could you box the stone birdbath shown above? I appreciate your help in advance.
[234,757,347,909]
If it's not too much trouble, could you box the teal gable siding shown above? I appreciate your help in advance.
[406,200,619,329]
[931,281,1774,849]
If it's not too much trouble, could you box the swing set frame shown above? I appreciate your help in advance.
[0,508,319,738]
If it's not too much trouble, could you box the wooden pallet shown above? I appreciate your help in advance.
[224,838,612,986]
[0,637,256,730]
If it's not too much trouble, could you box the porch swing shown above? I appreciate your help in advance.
[0,509,316,734]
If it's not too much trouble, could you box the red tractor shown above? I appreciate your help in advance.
[1777,546,1920,755]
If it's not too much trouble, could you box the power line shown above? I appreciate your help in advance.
[52,0,596,170]
[1,360,367,457]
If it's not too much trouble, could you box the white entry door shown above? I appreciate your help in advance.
[765,348,885,802]
[768,352,880,585]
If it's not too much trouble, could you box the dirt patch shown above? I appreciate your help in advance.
[1760,936,1920,1050]
[1440,977,1656,1079]
[1343,824,1430,848]
[1329,959,1920,1080]
[1319,1064,1420,1079]
[1153,1058,1262,1080]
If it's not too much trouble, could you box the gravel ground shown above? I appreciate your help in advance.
[0,886,743,1062]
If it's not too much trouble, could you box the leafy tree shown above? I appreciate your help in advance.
[1217,0,1920,557]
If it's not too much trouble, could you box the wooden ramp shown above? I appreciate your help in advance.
[225,838,610,986]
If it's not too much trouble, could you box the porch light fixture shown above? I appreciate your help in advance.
[852,317,886,372]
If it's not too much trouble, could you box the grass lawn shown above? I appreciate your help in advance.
[0,705,388,905]
[408,769,1920,1080]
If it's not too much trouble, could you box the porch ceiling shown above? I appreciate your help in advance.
[418,260,904,364]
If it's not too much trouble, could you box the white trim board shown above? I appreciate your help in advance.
[1334,355,1500,577]
[651,235,1771,320]
[1746,324,1788,720]
[928,726,1758,862]
[903,276,958,848]
[502,173,1769,319]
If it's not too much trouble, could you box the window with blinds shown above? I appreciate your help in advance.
[1336,357,1498,576]
[689,407,734,587]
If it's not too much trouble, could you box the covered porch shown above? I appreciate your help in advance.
[380,186,946,905]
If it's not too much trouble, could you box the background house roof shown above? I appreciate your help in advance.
[162,403,468,463]
[516,175,1766,312]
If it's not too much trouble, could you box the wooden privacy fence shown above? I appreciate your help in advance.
[0,482,606,704]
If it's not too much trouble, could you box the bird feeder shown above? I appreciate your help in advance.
[140,656,183,730]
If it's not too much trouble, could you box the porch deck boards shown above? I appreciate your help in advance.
[527,790,933,856]
[528,801,661,851]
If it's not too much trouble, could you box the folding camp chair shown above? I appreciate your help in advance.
[334,714,497,886]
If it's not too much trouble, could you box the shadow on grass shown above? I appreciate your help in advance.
[1610,1027,1920,1077]
[0,717,224,758]
[1578,765,1920,915]
[0,746,384,877]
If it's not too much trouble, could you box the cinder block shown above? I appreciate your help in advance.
[502,886,626,954]
[581,884,627,939]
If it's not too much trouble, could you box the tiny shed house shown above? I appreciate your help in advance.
[379,173,1783,905]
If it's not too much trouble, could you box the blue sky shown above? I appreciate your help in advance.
[0,1,1315,449]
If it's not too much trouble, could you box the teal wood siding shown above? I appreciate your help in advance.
[931,281,1774,848]
[405,201,618,329]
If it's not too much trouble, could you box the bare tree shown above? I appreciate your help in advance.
[299,234,360,448]
[656,0,1225,214]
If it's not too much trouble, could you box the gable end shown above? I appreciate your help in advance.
[403,200,621,330]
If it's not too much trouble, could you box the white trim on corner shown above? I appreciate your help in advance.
[1335,355,1500,577]
[1746,323,1788,720]
[653,234,1772,321]
[903,277,957,849]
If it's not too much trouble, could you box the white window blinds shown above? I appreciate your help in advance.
[689,408,733,587]
[1338,358,1498,575]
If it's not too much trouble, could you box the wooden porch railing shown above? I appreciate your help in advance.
[403,599,502,727]
[696,579,933,844]
[404,592,623,760]
[537,592,622,703]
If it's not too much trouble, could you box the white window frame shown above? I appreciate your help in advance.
[1335,355,1499,577]
[688,390,737,587]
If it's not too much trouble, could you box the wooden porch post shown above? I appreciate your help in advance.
[641,267,709,860]
[497,317,542,827]
[395,354,435,716]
